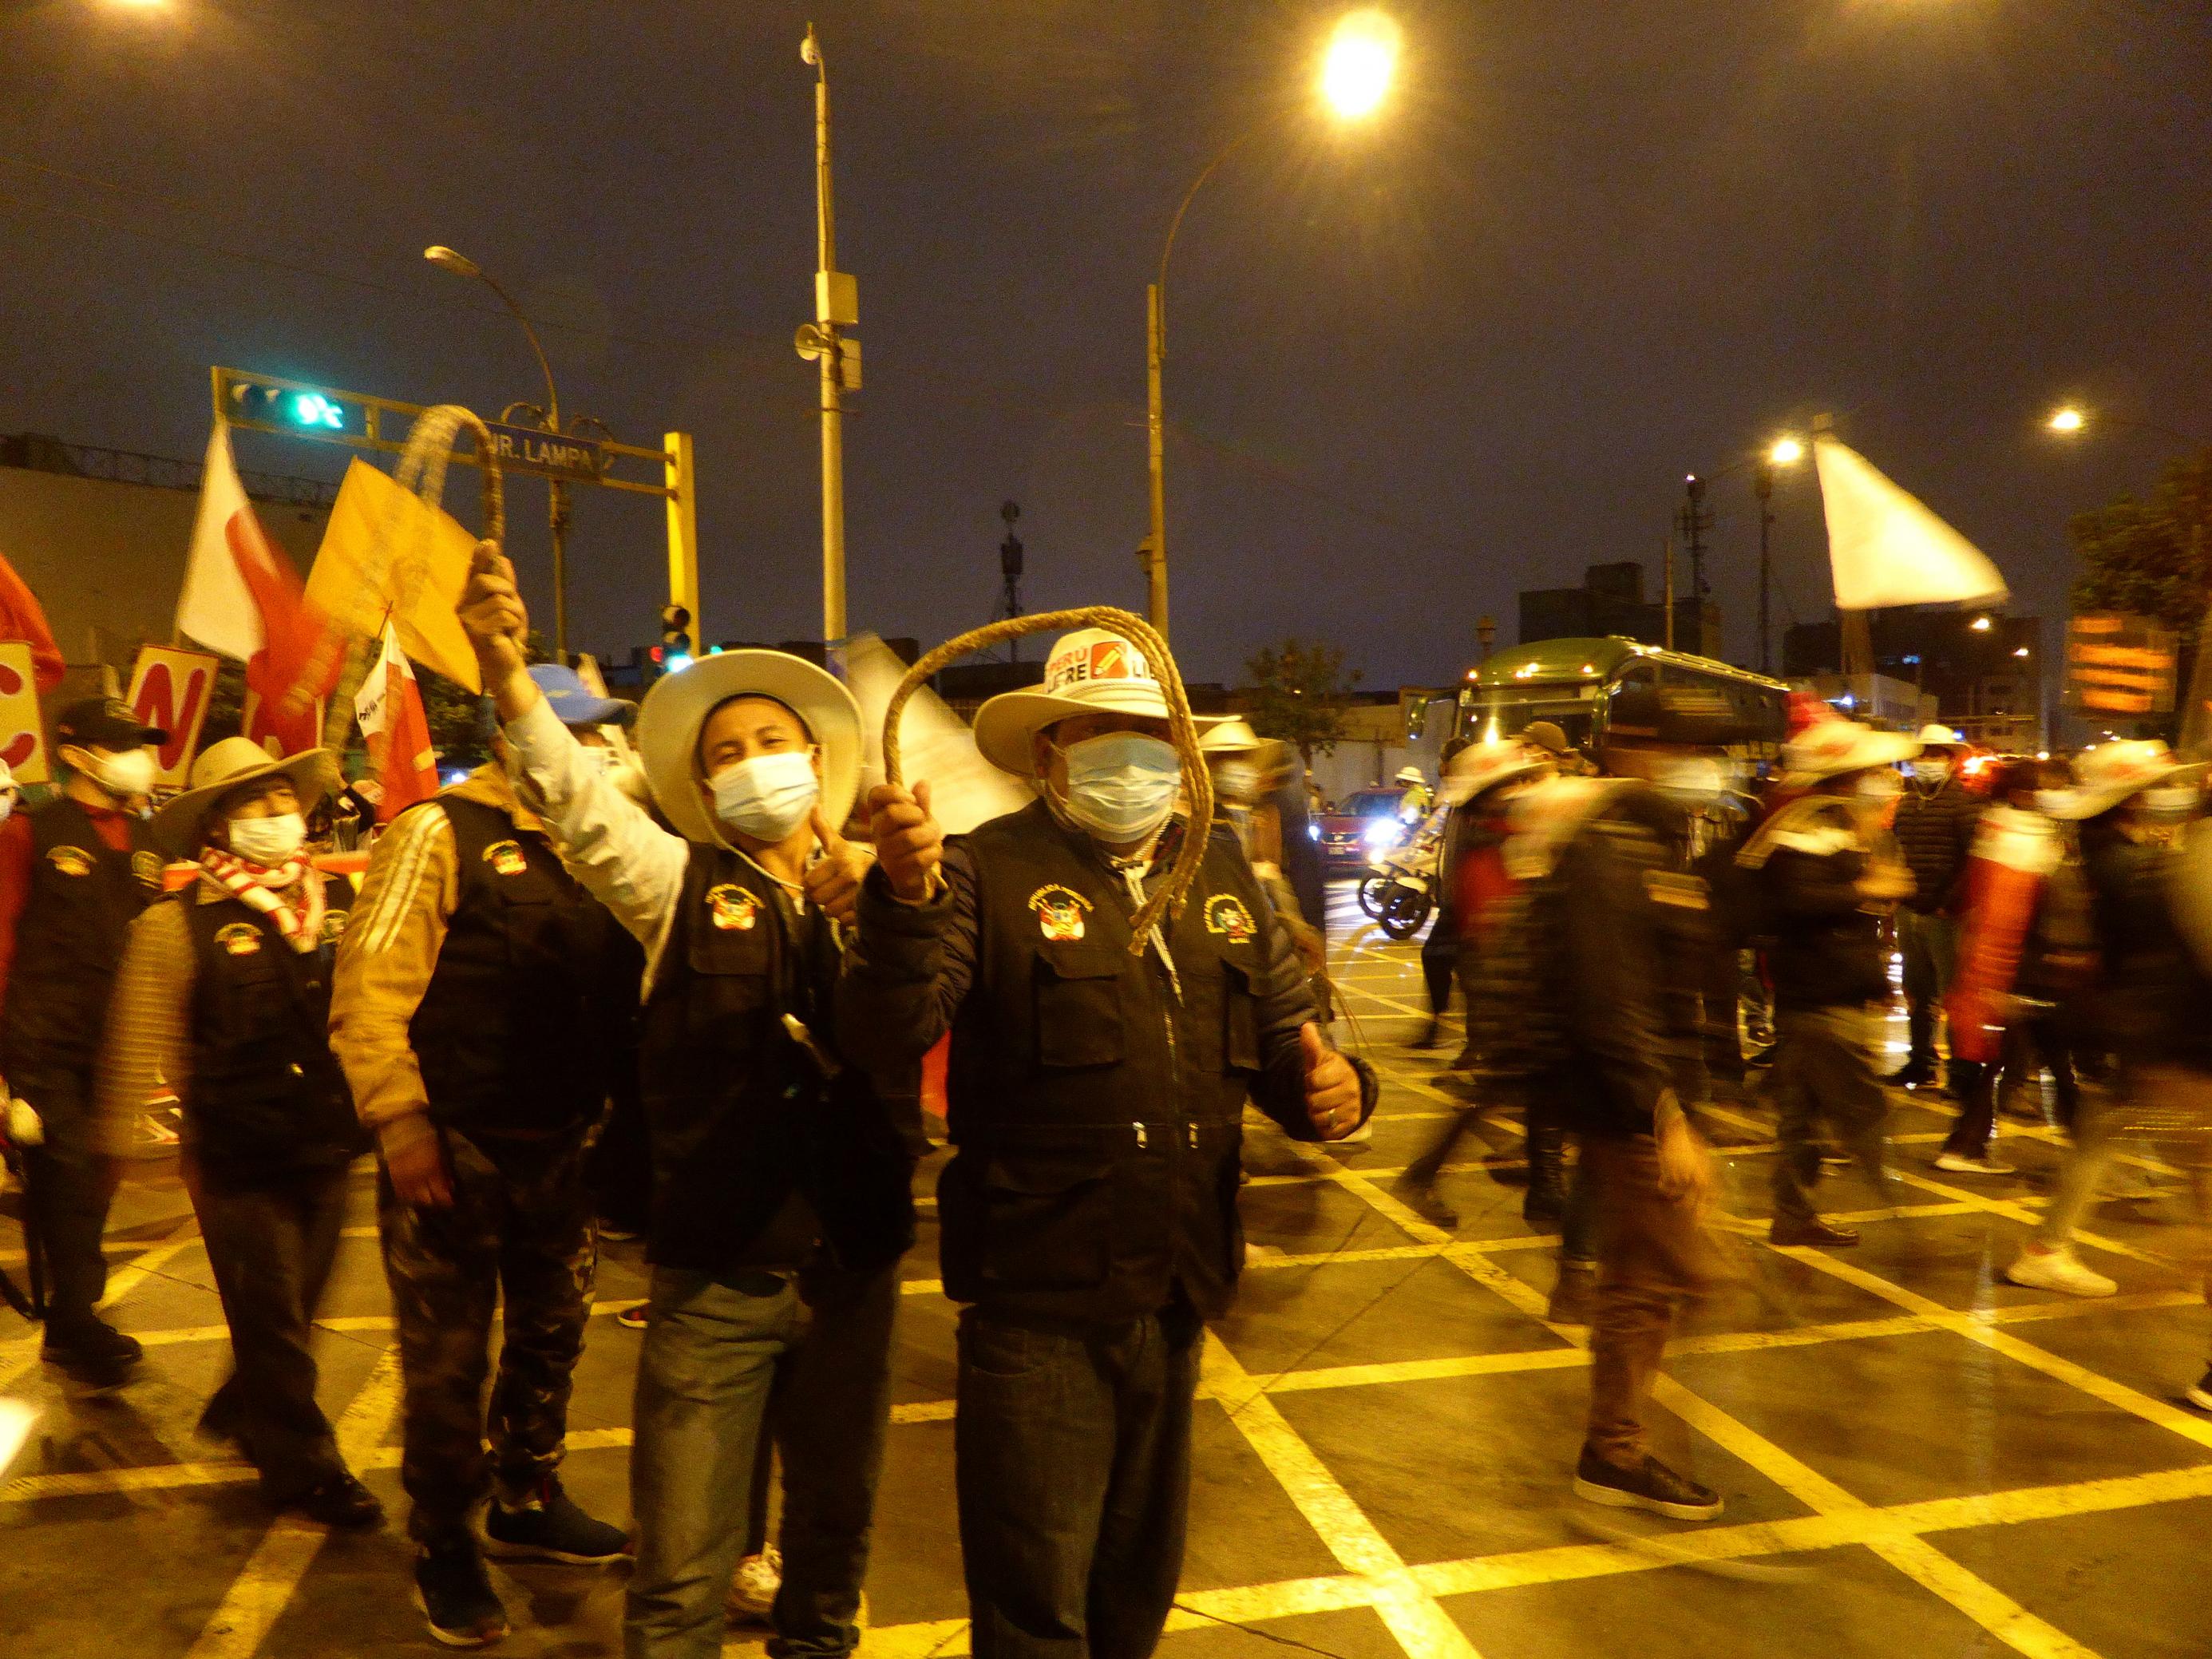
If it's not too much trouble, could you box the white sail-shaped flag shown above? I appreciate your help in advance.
[1814,436,2009,610]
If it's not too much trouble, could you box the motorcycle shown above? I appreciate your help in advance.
[1359,807,1446,940]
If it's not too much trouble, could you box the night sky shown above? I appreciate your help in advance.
[3,0,2208,692]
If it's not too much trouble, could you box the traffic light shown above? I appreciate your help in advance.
[227,378,362,436]
[659,604,694,671]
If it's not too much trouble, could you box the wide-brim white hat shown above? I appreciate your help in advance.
[635,651,863,845]
[2042,739,2204,821]
[1442,740,1549,806]
[1782,720,1921,787]
[152,737,340,856]
[972,628,1173,776]
[1197,715,1263,754]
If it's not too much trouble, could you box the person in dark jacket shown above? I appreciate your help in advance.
[1482,685,1744,1519]
[95,738,378,1526]
[2008,741,2206,1304]
[0,695,168,1388]
[1415,735,1472,1048]
[460,546,912,1659]
[845,625,1374,1659]
[1738,719,1920,1246]
[330,661,643,1646]
[1887,723,1979,1089]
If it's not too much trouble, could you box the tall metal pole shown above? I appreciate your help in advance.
[1145,283,1169,635]
[1755,461,1775,675]
[805,24,848,651]
[1662,534,1676,653]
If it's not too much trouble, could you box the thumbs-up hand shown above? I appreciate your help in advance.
[458,539,530,685]
[1300,1022,1362,1140]
[865,779,943,903]
[802,804,872,924]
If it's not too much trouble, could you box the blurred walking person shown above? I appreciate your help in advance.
[96,739,378,1526]
[1887,725,1978,1091]
[1737,721,1919,1247]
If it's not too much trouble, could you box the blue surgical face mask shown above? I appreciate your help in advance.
[1057,731,1181,844]
[710,750,820,844]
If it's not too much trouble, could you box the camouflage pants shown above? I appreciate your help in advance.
[377,1126,596,1543]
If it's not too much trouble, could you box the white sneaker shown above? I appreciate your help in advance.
[1934,1150,2015,1176]
[2004,1246,2116,1298]
[725,1545,782,1625]
[2186,1369,2212,1414]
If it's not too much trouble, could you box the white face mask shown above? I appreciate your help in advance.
[1911,758,1952,785]
[226,811,307,867]
[710,750,820,844]
[1856,768,1903,802]
[0,792,16,826]
[1058,731,1181,844]
[1213,759,1261,805]
[81,746,158,801]
[2139,784,2198,821]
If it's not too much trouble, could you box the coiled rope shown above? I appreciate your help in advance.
[881,608,1213,953]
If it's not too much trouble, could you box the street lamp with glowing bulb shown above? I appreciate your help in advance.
[2048,406,2086,434]
[1320,10,1402,121]
[1769,437,1805,467]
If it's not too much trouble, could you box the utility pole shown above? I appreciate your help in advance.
[1143,284,1169,636]
[1662,534,1676,654]
[1677,473,1711,654]
[1755,460,1776,676]
[800,24,858,655]
[998,501,1027,660]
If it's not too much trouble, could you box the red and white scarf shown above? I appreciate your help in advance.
[200,846,324,953]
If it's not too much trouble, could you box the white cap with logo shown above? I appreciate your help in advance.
[971,628,1173,776]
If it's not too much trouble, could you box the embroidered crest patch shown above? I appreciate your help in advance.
[483,840,528,877]
[47,845,93,877]
[132,849,164,889]
[1028,884,1093,942]
[216,921,263,957]
[1203,894,1256,943]
[707,883,761,932]
[319,909,350,945]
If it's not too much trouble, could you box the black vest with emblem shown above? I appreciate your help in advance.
[184,877,367,1178]
[939,800,1276,1324]
[639,845,913,1275]
[406,793,639,1136]
[1,796,164,1078]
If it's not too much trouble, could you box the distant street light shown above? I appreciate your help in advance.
[425,244,578,658]
[1768,436,1805,467]
[1143,11,1399,637]
[2047,406,2085,434]
[1971,616,1993,632]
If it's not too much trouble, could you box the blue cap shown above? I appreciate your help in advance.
[528,663,634,730]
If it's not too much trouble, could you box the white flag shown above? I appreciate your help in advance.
[176,424,267,661]
[354,623,403,738]
[1815,437,2009,611]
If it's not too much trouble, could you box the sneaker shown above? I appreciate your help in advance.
[42,1317,143,1391]
[615,1304,649,1330]
[2186,1369,2212,1414]
[1934,1150,2015,1176]
[1770,1216,1861,1248]
[1884,1060,1934,1090]
[1572,1446,1723,1522]
[2004,1245,2116,1298]
[291,1472,384,1530]
[1546,1257,1599,1326]
[483,1476,631,1564]
[414,1540,508,1647]
[724,1543,782,1625]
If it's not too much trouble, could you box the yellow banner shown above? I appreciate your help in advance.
[306,457,481,692]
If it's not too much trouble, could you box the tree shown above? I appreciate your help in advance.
[1241,637,1363,767]
[2070,449,2212,643]
[2071,449,2212,742]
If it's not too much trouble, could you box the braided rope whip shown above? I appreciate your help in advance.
[882,608,1213,954]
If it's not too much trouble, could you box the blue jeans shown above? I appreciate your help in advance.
[956,1301,1203,1659]
[625,1258,898,1659]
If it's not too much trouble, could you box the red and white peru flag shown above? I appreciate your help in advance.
[354,623,438,822]
[179,424,345,755]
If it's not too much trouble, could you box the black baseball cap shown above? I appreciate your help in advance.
[54,696,167,750]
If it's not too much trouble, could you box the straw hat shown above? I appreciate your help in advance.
[1197,715,1264,755]
[1781,719,1921,787]
[1442,740,1547,806]
[152,738,340,856]
[632,651,862,846]
[971,628,1173,776]
[2042,739,2202,821]
[1914,723,1967,750]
